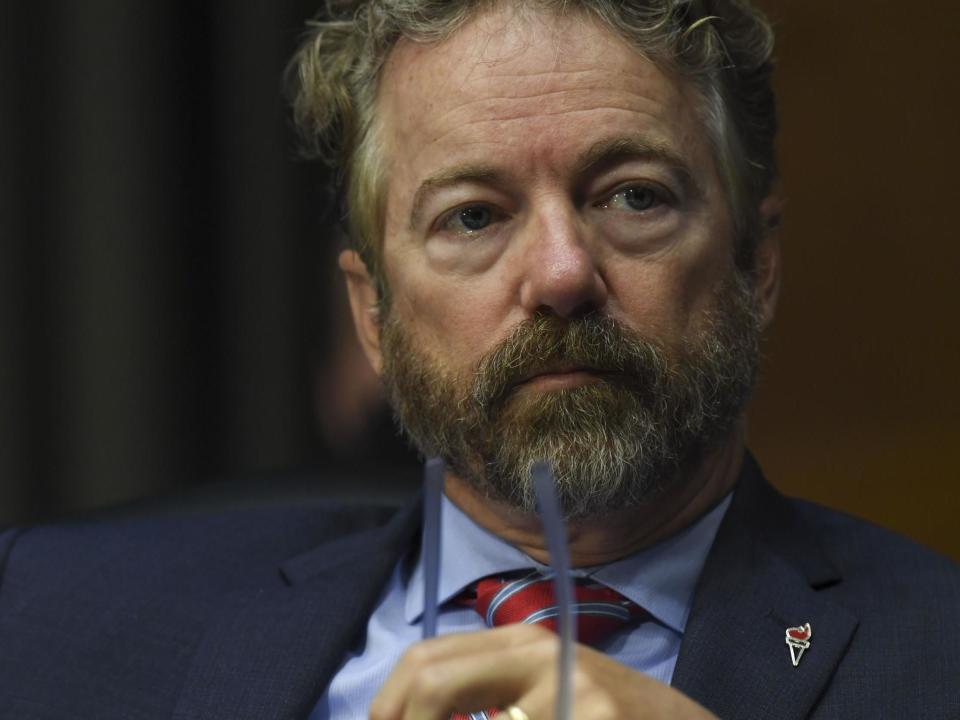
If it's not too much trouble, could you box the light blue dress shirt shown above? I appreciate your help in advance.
[310,493,731,720]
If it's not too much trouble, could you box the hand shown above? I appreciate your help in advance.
[370,624,718,719]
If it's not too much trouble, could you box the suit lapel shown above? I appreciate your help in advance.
[672,456,859,719]
[172,496,422,720]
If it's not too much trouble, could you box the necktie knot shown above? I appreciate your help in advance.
[464,572,647,647]
[450,573,647,719]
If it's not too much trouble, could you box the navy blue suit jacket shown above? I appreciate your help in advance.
[0,456,957,719]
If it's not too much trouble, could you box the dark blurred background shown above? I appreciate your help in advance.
[1,1,957,558]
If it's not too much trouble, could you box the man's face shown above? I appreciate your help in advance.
[353,6,770,517]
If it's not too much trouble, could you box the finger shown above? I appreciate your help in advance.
[508,646,614,720]
[371,625,556,720]
[502,671,557,720]
[401,644,546,720]
[375,629,506,716]
[489,647,631,720]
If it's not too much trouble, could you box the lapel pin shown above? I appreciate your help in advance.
[785,623,812,667]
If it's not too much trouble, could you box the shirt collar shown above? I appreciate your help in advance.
[405,492,731,636]
[588,495,730,634]
[405,495,536,624]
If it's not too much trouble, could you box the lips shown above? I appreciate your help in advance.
[515,365,603,386]
[519,365,597,383]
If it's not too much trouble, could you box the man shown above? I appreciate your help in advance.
[0,1,957,719]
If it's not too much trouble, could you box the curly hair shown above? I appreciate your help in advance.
[287,0,777,285]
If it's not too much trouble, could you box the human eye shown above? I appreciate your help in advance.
[437,204,504,236]
[597,184,673,214]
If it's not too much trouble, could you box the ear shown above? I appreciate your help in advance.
[339,249,384,376]
[752,192,783,331]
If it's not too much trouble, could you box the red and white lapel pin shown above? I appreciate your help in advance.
[785,623,812,667]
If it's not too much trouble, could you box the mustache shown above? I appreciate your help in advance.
[471,312,669,410]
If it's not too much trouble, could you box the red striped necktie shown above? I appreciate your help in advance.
[450,572,648,719]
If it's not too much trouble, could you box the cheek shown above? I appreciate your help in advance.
[383,243,516,364]
[606,220,735,337]
[607,269,689,337]
[669,196,738,322]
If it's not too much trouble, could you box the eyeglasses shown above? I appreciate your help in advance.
[421,457,575,720]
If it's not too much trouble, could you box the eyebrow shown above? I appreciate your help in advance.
[573,136,699,197]
[409,165,505,230]
[408,136,699,230]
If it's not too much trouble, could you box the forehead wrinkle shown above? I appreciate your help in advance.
[458,86,617,105]
[465,50,611,83]
[454,103,671,126]
[430,74,675,134]
[482,66,601,82]
[442,86,660,112]
[408,97,691,188]
[453,64,659,101]
[429,81,671,132]
[424,99,676,158]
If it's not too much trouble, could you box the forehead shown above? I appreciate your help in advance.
[377,5,712,217]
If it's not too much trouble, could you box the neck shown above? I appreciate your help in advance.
[443,422,747,567]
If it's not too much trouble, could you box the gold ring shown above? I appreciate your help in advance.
[505,705,531,720]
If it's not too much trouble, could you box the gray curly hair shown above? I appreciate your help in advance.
[288,0,777,287]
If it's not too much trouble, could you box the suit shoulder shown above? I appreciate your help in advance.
[0,499,401,598]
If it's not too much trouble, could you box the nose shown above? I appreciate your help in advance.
[518,205,608,318]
